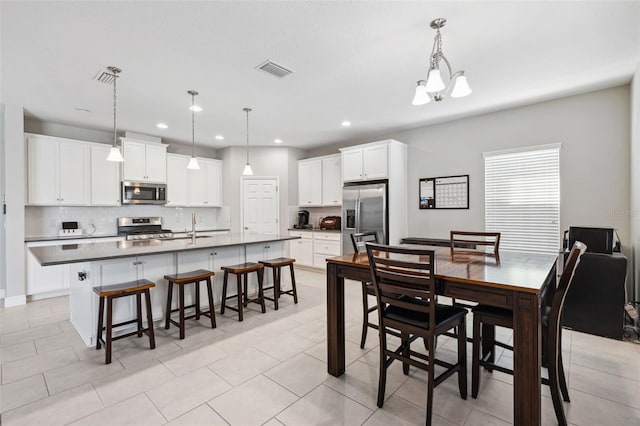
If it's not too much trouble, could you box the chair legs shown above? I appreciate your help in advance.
[360,282,369,348]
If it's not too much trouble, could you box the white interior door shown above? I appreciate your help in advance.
[242,178,279,235]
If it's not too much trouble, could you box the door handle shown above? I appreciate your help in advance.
[244,227,248,230]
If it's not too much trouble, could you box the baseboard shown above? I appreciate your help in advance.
[4,294,27,308]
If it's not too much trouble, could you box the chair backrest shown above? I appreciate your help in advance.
[351,231,379,254]
[366,243,436,333]
[548,241,587,338]
[450,231,501,258]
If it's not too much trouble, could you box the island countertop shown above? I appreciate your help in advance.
[30,233,299,266]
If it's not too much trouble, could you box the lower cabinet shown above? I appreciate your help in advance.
[288,231,314,266]
[246,241,286,295]
[312,232,342,270]
[288,230,341,269]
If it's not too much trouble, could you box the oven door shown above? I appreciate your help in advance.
[121,181,167,205]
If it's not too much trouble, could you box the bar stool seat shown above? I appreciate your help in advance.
[164,269,216,340]
[220,262,265,321]
[259,257,298,310]
[94,279,156,365]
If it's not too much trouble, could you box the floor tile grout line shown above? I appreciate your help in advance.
[569,358,640,382]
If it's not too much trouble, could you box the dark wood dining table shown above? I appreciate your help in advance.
[326,245,558,426]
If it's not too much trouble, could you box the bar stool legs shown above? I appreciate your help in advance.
[164,270,217,340]
[221,262,265,321]
[94,280,156,365]
[259,258,298,310]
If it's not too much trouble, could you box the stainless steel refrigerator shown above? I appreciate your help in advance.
[342,181,388,254]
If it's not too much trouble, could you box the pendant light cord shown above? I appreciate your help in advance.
[112,71,117,148]
[192,93,195,157]
[246,109,250,164]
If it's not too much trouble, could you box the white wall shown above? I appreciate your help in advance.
[0,105,6,297]
[220,146,304,234]
[394,86,631,250]
[631,66,640,303]
[2,105,26,306]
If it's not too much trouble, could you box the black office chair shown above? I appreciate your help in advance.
[350,231,379,348]
[471,241,587,426]
[366,243,468,426]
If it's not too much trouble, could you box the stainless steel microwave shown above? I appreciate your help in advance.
[121,181,167,205]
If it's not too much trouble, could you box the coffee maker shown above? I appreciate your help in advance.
[294,210,311,229]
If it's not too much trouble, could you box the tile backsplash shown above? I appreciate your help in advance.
[26,205,231,237]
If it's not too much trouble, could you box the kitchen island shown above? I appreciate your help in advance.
[29,233,299,346]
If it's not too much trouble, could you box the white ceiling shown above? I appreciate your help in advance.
[2,1,639,150]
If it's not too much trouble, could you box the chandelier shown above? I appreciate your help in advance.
[412,18,471,105]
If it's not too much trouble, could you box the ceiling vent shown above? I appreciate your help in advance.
[255,60,293,78]
[93,68,118,85]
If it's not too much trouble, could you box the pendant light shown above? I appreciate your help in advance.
[106,66,124,162]
[242,107,253,176]
[186,90,200,170]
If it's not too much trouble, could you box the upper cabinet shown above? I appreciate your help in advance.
[90,144,121,206]
[298,154,341,207]
[122,138,167,183]
[27,134,90,206]
[341,143,388,182]
[189,158,222,207]
[166,154,189,206]
[298,159,323,206]
[166,154,222,207]
[321,155,342,206]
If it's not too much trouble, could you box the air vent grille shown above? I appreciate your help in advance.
[94,69,117,85]
[256,60,293,78]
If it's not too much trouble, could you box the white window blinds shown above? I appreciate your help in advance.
[484,145,560,254]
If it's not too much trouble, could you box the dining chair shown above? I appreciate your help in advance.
[450,230,501,259]
[471,241,587,426]
[350,231,379,348]
[366,243,468,426]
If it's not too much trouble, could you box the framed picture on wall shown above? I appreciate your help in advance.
[419,174,469,209]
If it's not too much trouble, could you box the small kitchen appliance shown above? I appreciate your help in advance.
[294,210,311,229]
[59,221,83,237]
[320,216,341,230]
[117,217,173,240]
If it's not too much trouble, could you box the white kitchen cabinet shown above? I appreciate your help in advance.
[288,231,314,267]
[189,158,222,207]
[298,159,323,206]
[341,142,389,182]
[312,231,342,269]
[322,155,342,206]
[27,244,68,295]
[166,154,189,206]
[27,135,90,206]
[90,144,121,206]
[122,138,167,183]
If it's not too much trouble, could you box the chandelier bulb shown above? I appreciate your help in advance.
[412,81,430,105]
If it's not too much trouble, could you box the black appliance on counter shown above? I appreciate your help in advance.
[294,210,311,229]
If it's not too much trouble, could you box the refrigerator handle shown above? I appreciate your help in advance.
[355,198,361,233]
[382,188,387,244]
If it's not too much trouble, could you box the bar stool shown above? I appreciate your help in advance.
[164,269,216,339]
[220,262,265,321]
[94,279,156,365]
[258,257,298,310]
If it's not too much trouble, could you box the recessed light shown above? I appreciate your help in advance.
[156,123,168,129]
[274,139,283,144]
[341,120,351,127]
[74,107,91,113]
[215,135,224,140]
[189,105,202,112]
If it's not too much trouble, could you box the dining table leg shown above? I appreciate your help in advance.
[512,291,542,426]
[327,262,345,377]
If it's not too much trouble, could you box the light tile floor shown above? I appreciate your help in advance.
[1,268,639,425]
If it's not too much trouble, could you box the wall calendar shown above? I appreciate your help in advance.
[419,174,469,209]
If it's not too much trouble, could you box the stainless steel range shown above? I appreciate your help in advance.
[117,217,173,240]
